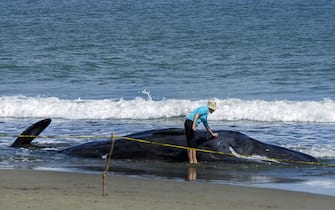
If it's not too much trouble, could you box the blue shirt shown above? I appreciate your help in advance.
[187,106,209,128]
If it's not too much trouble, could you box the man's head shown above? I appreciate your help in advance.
[208,100,217,113]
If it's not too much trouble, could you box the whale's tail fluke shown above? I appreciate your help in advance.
[11,118,51,148]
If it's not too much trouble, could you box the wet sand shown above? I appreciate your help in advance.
[0,169,334,210]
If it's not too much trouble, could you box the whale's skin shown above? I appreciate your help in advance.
[59,128,318,163]
[10,119,318,163]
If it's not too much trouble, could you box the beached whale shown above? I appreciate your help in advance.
[11,118,318,163]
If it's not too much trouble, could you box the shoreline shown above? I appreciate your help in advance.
[1,169,334,210]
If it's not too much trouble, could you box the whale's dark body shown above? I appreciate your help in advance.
[11,119,318,163]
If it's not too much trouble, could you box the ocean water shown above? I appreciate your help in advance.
[1,0,335,196]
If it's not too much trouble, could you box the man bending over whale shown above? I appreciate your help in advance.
[184,100,219,164]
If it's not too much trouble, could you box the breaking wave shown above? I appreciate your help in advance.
[0,96,334,122]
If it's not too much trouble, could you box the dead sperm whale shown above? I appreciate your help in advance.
[11,118,318,163]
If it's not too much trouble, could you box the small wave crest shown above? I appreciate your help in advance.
[0,96,334,122]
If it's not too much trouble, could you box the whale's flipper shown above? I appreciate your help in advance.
[11,118,51,148]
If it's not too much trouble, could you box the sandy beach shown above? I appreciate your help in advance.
[0,169,334,210]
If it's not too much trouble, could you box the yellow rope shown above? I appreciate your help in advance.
[116,135,334,166]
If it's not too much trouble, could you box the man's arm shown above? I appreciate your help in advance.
[206,127,219,137]
[192,113,199,131]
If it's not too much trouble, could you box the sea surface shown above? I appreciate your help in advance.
[1,0,335,196]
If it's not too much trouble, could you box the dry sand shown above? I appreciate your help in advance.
[0,169,334,210]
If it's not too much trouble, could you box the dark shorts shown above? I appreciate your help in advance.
[184,119,197,148]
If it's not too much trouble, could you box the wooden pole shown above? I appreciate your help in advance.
[102,132,115,196]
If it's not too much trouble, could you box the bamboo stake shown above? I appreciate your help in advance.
[102,132,115,196]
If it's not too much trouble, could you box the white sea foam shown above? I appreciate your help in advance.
[0,96,335,122]
[301,145,335,159]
